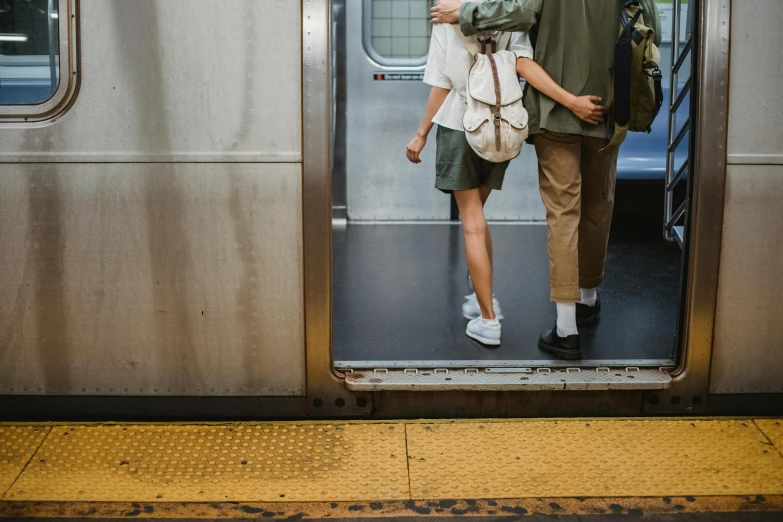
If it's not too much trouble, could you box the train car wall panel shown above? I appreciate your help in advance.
[710,0,783,394]
[710,165,783,394]
[0,163,305,396]
[726,0,783,165]
[0,0,301,162]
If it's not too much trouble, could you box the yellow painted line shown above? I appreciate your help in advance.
[4,424,409,502]
[2,496,783,518]
[756,419,783,454]
[407,420,783,499]
[0,427,49,498]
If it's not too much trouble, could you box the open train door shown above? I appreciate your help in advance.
[664,0,695,247]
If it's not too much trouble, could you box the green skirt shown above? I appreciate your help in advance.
[435,126,510,194]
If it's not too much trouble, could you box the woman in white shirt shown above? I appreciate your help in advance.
[406,17,605,346]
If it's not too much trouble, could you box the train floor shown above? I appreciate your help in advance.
[333,221,681,368]
[1,419,782,520]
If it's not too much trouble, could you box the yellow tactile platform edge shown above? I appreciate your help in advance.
[1,419,782,502]
[406,420,783,499]
[4,424,409,502]
[757,419,783,454]
[0,426,49,497]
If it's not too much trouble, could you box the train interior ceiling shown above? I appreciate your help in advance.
[330,0,693,384]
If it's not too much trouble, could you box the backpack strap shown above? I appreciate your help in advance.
[453,25,513,57]
[453,24,482,56]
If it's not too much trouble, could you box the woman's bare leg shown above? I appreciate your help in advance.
[455,188,495,320]
[480,185,493,269]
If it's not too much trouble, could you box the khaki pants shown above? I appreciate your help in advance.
[534,132,619,302]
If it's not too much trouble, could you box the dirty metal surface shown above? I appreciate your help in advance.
[344,368,672,391]
[0,426,49,497]
[4,424,409,502]
[756,419,783,454]
[406,420,783,499]
[1,496,783,519]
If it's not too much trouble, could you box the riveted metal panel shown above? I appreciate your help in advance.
[406,420,783,499]
[710,166,783,394]
[303,0,372,415]
[0,0,301,163]
[5,424,409,501]
[646,0,729,414]
[0,163,305,396]
[0,426,49,495]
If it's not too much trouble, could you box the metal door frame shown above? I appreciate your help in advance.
[302,0,730,417]
[645,0,730,414]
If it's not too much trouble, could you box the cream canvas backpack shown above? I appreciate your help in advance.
[455,28,528,163]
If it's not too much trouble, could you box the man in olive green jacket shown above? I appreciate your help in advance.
[433,0,625,360]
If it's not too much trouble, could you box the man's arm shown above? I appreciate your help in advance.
[432,0,541,36]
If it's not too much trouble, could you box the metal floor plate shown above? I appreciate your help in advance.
[344,367,673,391]
[4,424,410,502]
[406,420,783,499]
[0,427,49,496]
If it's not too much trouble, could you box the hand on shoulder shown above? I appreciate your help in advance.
[431,0,462,24]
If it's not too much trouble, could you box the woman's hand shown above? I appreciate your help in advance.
[406,134,427,164]
[567,95,606,125]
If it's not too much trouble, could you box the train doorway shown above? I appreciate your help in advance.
[331,0,693,389]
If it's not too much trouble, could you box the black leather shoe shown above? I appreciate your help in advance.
[538,323,582,360]
[576,295,601,327]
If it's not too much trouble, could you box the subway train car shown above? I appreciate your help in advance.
[0,0,781,420]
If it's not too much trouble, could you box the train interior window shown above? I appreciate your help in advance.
[333,1,693,379]
[0,0,60,105]
[369,0,431,59]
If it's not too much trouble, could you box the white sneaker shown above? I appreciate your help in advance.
[462,293,504,321]
[466,317,502,346]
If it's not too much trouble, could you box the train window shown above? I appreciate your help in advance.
[0,0,77,121]
[363,0,432,67]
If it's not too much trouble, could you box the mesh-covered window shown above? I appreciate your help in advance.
[369,0,432,61]
[0,0,60,105]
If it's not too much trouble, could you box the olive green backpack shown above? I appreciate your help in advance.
[600,0,664,154]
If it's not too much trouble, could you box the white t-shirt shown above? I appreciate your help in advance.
[423,24,534,132]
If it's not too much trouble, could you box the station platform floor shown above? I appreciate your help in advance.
[1,418,783,520]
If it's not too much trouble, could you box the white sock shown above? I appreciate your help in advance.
[481,317,500,327]
[579,288,597,307]
[556,302,578,337]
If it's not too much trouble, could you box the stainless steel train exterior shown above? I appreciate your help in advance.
[0,0,781,419]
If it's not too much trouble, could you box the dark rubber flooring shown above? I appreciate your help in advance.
[333,215,682,367]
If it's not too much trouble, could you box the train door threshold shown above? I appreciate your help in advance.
[341,365,674,391]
